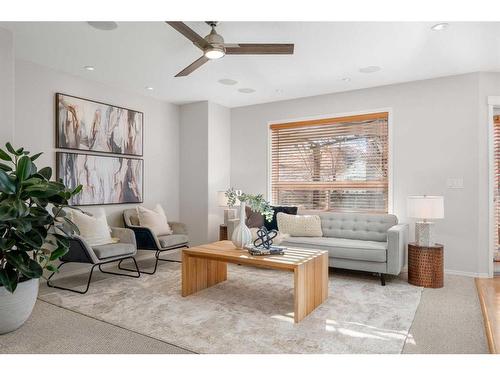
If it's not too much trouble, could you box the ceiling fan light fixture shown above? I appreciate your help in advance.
[204,45,225,60]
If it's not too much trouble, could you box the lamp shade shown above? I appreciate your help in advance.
[217,191,229,207]
[407,195,444,219]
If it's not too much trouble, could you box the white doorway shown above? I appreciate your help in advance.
[488,97,500,276]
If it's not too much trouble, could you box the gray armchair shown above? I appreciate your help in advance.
[122,209,189,274]
[47,227,140,294]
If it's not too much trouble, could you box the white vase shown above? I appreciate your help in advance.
[231,202,252,249]
[0,278,39,334]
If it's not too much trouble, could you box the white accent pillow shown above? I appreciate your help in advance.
[277,212,323,237]
[68,208,114,246]
[136,204,172,236]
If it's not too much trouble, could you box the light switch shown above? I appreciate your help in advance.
[447,178,464,189]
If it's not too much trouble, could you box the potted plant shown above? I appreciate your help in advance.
[0,143,81,334]
[225,188,274,248]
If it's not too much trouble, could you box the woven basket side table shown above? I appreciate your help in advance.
[408,243,444,288]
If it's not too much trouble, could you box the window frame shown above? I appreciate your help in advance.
[267,108,393,214]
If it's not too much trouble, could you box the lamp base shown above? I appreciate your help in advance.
[415,221,435,246]
[224,208,237,225]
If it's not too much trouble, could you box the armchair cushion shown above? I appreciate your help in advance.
[136,204,173,236]
[68,208,113,246]
[158,234,189,249]
[92,243,136,260]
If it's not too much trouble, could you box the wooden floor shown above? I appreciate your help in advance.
[475,277,500,354]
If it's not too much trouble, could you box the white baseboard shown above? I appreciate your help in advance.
[400,265,488,278]
[444,269,490,278]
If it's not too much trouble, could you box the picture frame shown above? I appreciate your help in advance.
[55,93,144,157]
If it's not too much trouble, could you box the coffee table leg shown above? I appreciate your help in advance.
[182,252,228,297]
[294,253,329,323]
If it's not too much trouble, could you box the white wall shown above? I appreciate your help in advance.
[179,101,231,245]
[208,102,231,242]
[180,102,209,245]
[230,73,498,276]
[14,60,180,227]
[0,27,14,145]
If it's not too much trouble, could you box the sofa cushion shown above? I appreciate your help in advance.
[281,236,387,263]
[319,212,397,242]
[264,206,298,231]
[277,213,322,237]
[158,234,189,248]
[92,243,136,260]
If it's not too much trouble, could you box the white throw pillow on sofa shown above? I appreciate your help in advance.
[136,204,173,236]
[277,212,323,237]
[67,208,114,246]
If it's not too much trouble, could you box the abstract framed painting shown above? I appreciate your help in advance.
[56,152,144,206]
[56,93,144,156]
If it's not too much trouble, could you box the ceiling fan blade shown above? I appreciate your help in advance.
[175,55,210,77]
[225,43,294,55]
[166,21,208,50]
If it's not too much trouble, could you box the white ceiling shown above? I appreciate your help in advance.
[2,21,500,108]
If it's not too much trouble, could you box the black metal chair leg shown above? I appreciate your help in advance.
[98,257,141,278]
[47,262,97,294]
[119,247,185,275]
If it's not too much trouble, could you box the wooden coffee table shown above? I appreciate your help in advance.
[181,241,329,323]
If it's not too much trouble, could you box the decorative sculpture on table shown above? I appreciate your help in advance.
[253,227,278,249]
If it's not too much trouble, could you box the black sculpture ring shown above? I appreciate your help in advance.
[253,226,278,249]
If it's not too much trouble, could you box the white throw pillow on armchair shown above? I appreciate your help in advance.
[136,204,173,236]
[67,208,114,246]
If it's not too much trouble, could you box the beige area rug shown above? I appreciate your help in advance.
[39,258,423,354]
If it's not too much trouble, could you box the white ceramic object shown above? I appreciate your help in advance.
[231,202,252,249]
[0,278,39,334]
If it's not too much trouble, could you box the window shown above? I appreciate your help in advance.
[270,112,389,213]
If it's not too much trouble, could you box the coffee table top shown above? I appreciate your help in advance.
[183,240,327,271]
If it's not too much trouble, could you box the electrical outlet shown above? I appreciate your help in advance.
[447,178,464,189]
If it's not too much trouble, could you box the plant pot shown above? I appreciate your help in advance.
[231,202,252,249]
[0,278,39,334]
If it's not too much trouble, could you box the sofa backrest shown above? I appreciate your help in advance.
[319,212,397,242]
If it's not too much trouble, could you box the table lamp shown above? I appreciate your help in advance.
[407,195,444,246]
[217,191,237,225]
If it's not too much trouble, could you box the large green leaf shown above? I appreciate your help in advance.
[30,152,42,161]
[0,162,12,172]
[0,203,18,221]
[37,167,52,180]
[5,142,16,154]
[0,267,18,293]
[5,251,43,279]
[0,238,15,250]
[16,155,33,181]
[0,149,12,161]
[13,199,29,217]
[49,245,69,261]
[0,169,16,194]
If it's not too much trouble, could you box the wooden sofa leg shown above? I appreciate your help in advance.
[380,273,386,286]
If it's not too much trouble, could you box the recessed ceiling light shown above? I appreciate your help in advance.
[341,77,351,82]
[431,23,449,31]
[145,86,154,91]
[83,65,95,71]
[218,78,238,86]
[238,88,255,94]
[359,66,381,74]
[87,21,118,31]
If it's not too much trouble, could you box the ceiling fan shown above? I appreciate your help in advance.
[166,21,294,77]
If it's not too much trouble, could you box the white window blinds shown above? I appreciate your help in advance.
[270,112,389,213]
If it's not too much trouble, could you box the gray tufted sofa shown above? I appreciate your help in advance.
[280,212,408,285]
